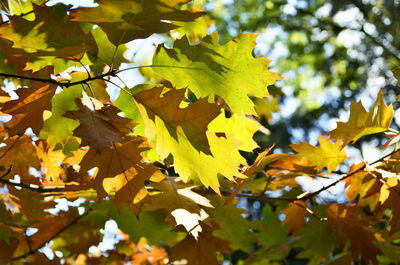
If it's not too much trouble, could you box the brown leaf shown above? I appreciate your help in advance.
[8,186,56,222]
[1,68,56,136]
[327,203,382,265]
[0,237,18,264]
[169,223,231,265]
[79,137,162,213]
[64,94,135,153]
[0,135,41,181]
[15,208,79,256]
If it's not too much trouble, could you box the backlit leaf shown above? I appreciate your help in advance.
[70,0,203,45]
[327,90,393,146]
[153,32,281,114]
[290,135,347,172]
[79,137,162,213]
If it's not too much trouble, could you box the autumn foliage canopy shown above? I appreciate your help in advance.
[0,0,400,264]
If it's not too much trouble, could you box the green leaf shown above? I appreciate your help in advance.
[172,5,214,44]
[327,89,393,146]
[111,207,179,245]
[209,197,256,251]
[257,204,288,249]
[135,87,251,192]
[208,110,259,152]
[293,207,336,265]
[69,0,203,45]
[89,27,129,74]
[39,83,82,144]
[153,32,281,114]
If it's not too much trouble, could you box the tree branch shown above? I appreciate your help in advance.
[12,207,92,261]
[0,176,65,192]
[0,70,117,88]
[296,147,400,201]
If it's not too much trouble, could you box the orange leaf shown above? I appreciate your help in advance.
[282,201,307,235]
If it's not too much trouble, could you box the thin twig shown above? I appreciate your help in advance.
[102,77,133,96]
[291,201,327,221]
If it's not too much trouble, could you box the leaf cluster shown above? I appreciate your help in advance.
[0,1,399,265]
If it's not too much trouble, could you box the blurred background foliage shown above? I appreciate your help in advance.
[201,0,400,154]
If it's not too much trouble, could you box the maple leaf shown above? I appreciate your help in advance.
[134,86,221,154]
[169,223,231,265]
[290,135,347,172]
[64,93,135,153]
[35,140,65,181]
[147,177,212,214]
[16,208,80,256]
[135,86,250,192]
[172,5,215,44]
[89,27,129,75]
[379,176,400,234]
[110,207,178,245]
[0,67,56,136]
[130,238,168,265]
[69,0,203,45]
[256,204,288,250]
[39,75,83,144]
[0,4,97,63]
[153,32,281,114]
[208,110,260,152]
[327,90,393,146]
[292,211,336,265]
[209,197,256,251]
[271,155,320,177]
[0,135,40,181]
[281,201,307,235]
[326,203,382,265]
[344,163,381,211]
[79,137,163,213]
[8,186,56,222]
